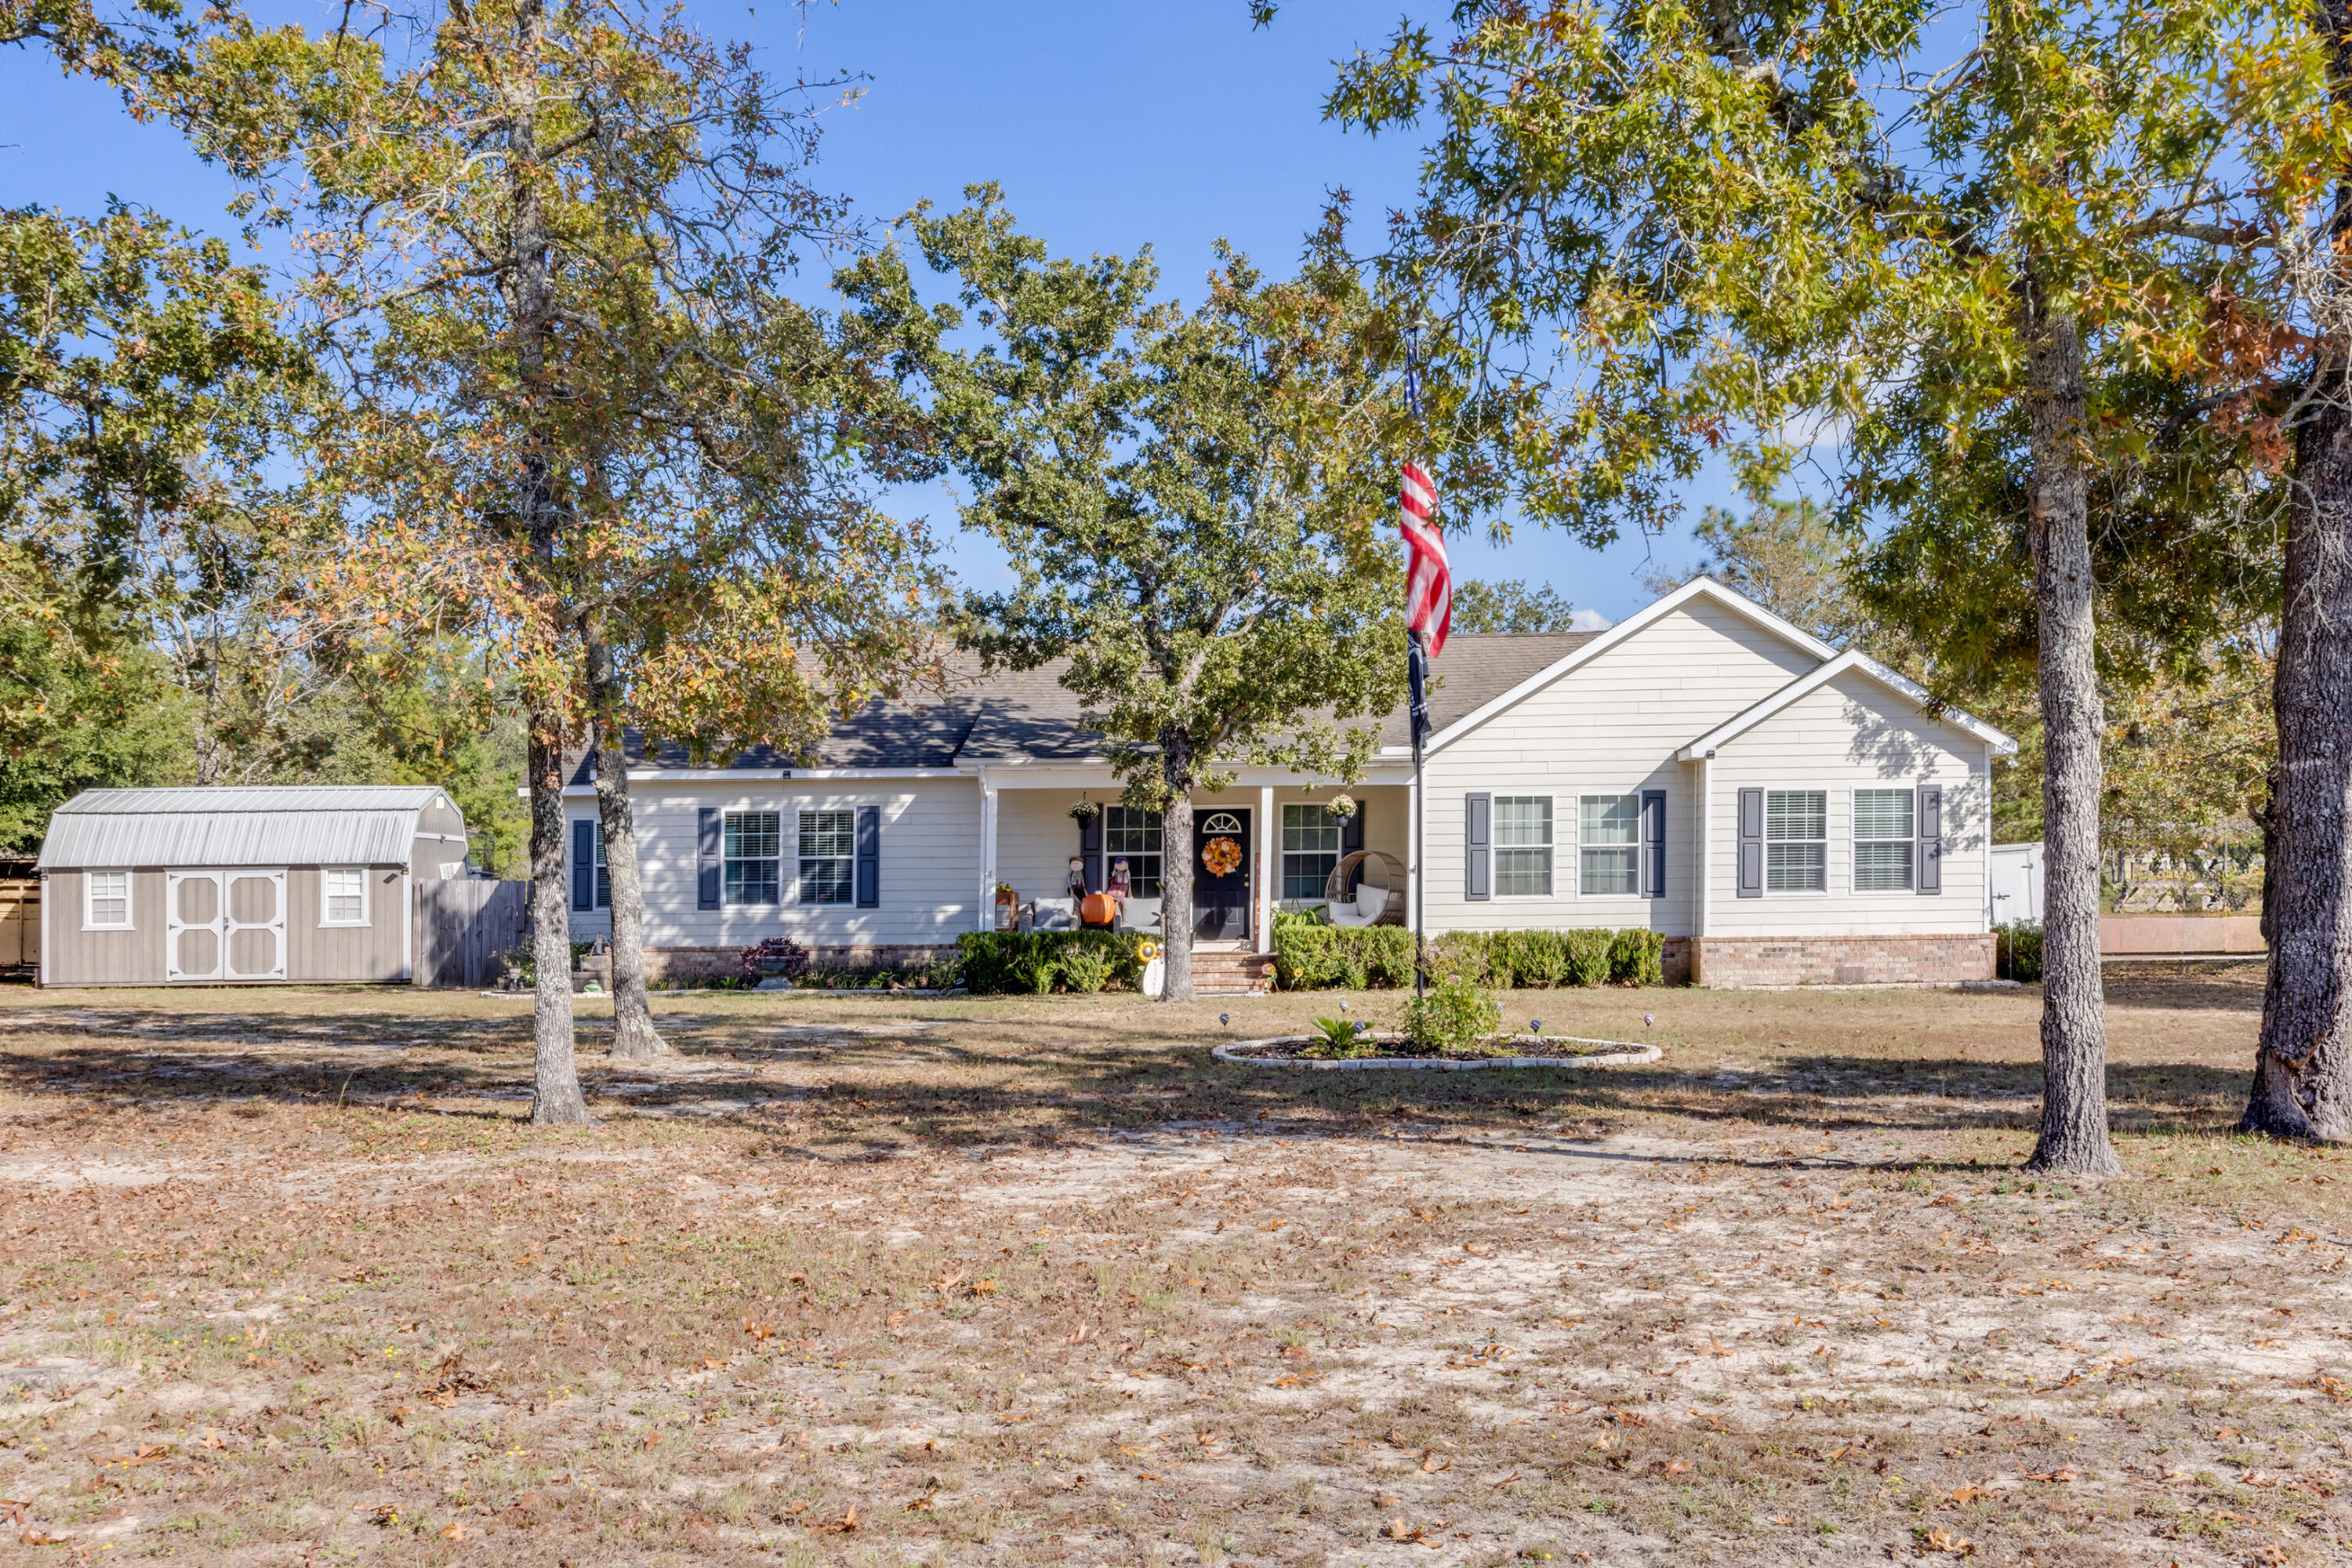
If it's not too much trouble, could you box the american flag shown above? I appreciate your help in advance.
[1399,459,1450,659]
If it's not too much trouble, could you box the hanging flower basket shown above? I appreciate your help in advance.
[1325,793,1357,820]
[1068,797,1101,822]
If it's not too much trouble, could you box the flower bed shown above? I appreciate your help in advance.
[1211,1033,1661,1071]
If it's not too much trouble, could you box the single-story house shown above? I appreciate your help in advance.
[35,786,472,985]
[561,577,2015,988]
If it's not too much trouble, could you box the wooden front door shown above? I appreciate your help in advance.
[1192,810,1250,940]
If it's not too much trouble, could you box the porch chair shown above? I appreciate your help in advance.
[1322,850,1406,927]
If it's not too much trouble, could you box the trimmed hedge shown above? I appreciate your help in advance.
[1995,923,2043,982]
[1275,920,1670,990]
[957,930,1149,995]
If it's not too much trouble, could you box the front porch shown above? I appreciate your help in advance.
[976,776,1412,985]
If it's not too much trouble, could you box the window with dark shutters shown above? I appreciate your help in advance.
[1736,787,1765,898]
[1916,785,1944,895]
[1641,789,1666,898]
[855,805,880,908]
[1465,792,1491,900]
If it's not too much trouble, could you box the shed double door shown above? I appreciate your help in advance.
[165,869,287,982]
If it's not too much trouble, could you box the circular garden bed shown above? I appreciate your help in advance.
[1211,1033,1661,1072]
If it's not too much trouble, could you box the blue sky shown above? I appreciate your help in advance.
[3,0,1736,621]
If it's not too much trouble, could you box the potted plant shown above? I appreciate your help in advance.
[1325,792,1356,820]
[1068,796,1101,822]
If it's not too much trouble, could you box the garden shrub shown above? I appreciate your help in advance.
[956,931,1145,996]
[1564,927,1614,986]
[1996,923,2043,982]
[1403,977,1503,1052]
[1271,915,1415,990]
[1609,927,1665,985]
[1426,931,1494,985]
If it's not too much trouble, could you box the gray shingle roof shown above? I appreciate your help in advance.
[592,633,1605,773]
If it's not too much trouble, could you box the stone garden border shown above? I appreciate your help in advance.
[1210,1034,1661,1072]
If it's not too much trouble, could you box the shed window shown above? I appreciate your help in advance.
[1853,789,1915,891]
[85,870,131,930]
[322,866,368,925]
[797,809,855,906]
[1766,789,1828,891]
[1578,794,1640,895]
[724,811,782,906]
[1494,797,1554,897]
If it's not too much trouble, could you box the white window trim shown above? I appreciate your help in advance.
[723,808,785,909]
[320,866,372,927]
[1573,790,1648,901]
[1849,786,1916,895]
[82,869,133,931]
[795,808,855,907]
[1490,791,1559,902]
[1763,787,1832,897]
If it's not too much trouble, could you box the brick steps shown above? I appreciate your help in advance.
[1188,949,1275,996]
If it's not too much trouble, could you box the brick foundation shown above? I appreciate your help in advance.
[644,945,956,983]
[1690,934,1994,988]
[1661,937,1693,988]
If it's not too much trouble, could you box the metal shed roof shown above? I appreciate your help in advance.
[36,786,454,870]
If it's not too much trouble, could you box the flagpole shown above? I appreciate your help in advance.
[1410,628,1428,999]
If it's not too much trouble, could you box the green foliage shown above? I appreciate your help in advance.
[1609,927,1666,986]
[956,931,1147,996]
[1305,1016,1371,1058]
[1270,919,1416,990]
[1565,927,1615,988]
[1402,977,1501,1054]
[1449,579,1579,635]
[1997,924,2045,985]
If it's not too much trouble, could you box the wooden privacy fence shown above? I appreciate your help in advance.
[413,879,528,989]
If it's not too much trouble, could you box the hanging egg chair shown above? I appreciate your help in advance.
[1322,850,1407,927]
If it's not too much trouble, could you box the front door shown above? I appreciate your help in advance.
[1192,810,1250,940]
[165,869,287,982]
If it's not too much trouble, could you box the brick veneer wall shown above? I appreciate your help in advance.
[645,945,954,982]
[1691,934,1994,988]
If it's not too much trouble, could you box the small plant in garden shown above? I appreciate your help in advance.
[1058,944,1116,994]
[1402,976,1503,1054]
[1305,1016,1371,1058]
[739,935,810,981]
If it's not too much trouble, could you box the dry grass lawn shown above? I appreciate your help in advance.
[0,965,2347,1566]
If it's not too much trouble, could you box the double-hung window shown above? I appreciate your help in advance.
[1493,796,1555,896]
[1766,789,1828,891]
[322,866,368,925]
[797,809,855,905]
[1281,804,1341,904]
[724,810,782,906]
[1853,789,1915,891]
[1104,806,1163,897]
[1578,795,1640,896]
[85,870,131,930]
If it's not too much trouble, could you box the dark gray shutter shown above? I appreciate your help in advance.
[571,819,595,911]
[855,804,880,908]
[1465,792,1491,900]
[1917,785,1943,895]
[1341,801,1366,891]
[698,808,722,909]
[1079,808,1102,894]
[1641,789,1666,898]
[1737,787,1765,898]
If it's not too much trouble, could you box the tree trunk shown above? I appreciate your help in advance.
[2246,354,2352,1140]
[1158,736,1196,1004]
[526,717,589,1123]
[588,631,669,1062]
[2021,292,2120,1176]
[507,0,587,1125]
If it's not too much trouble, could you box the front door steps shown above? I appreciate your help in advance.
[1188,949,1274,996]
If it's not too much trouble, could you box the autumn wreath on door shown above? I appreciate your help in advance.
[1200,834,1243,877]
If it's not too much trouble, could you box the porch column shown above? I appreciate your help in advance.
[978,773,998,933]
[1257,784,1276,950]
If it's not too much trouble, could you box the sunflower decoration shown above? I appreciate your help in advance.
[1134,938,1163,964]
[1201,835,1243,877]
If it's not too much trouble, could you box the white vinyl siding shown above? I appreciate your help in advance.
[1766,790,1827,892]
[1493,796,1553,897]
[1578,794,1639,896]
[85,870,132,930]
[321,866,368,925]
[797,809,855,905]
[1853,789,1915,891]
